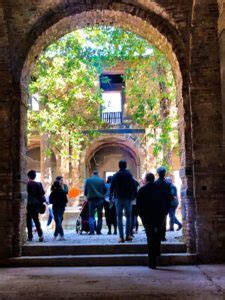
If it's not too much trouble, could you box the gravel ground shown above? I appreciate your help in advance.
[28,225,183,245]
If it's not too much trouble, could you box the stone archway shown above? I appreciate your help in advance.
[1,1,223,262]
[19,5,193,256]
[84,136,144,181]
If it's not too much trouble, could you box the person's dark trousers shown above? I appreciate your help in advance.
[143,221,162,268]
[27,203,43,240]
[169,205,182,230]
[116,198,132,239]
[88,198,104,234]
[104,201,117,233]
[161,216,167,241]
[110,204,117,232]
[47,205,54,226]
[131,205,139,235]
[53,207,65,237]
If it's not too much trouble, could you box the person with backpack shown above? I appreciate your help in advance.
[26,170,45,242]
[49,180,68,240]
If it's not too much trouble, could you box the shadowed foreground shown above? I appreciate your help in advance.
[0,265,224,299]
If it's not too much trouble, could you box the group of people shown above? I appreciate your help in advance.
[26,170,68,242]
[26,160,182,269]
[84,160,182,268]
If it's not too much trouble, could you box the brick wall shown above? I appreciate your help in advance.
[0,0,224,262]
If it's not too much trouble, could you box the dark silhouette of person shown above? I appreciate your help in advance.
[110,160,137,243]
[166,177,182,231]
[49,180,68,240]
[130,178,140,236]
[56,176,69,195]
[155,166,172,241]
[84,170,106,235]
[137,172,169,269]
[26,170,45,242]
[104,176,117,235]
[47,176,68,227]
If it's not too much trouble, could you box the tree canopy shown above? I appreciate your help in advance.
[29,26,178,167]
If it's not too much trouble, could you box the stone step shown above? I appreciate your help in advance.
[22,243,186,256]
[1,253,196,267]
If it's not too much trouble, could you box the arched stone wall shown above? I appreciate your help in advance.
[4,2,193,257]
[88,146,138,179]
[27,146,41,172]
[20,6,194,254]
[0,1,224,262]
[84,136,143,180]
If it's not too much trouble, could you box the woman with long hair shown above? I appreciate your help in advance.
[49,180,68,240]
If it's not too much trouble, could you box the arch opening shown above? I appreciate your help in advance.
[18,6,194,253]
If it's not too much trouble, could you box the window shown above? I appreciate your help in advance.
[102,91,122,113]
[100,74,124,124]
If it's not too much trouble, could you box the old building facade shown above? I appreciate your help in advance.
[0,0,225,263]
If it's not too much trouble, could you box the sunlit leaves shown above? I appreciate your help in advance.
[28,26,178,164]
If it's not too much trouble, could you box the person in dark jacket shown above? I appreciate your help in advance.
[155,166,173,241]
[47,175,68,227]
[49,180,68,240]
[166,177,182,231]
[110,160,137,243]
[26,170,45,242]
[84,170,106,235]
[130,179,140,236]
[56,176,69,195]
[104,176,117,235]
[137,172,166,269]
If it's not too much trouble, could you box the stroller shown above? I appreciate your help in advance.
[76,200,96,234]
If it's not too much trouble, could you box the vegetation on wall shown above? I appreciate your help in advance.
[29,26,178,167]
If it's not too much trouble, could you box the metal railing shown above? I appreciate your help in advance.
[101,112,123,124]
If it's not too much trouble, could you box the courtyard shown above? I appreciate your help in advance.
[27,227,182,245]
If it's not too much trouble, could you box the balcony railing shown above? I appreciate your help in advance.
[101,112,122,124]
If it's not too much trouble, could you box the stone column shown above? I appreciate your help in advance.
[219,30,225,146]
[60,134,70,184]
[190,1,225,262]
[40,134,52,193]
[70,157,80,188]
[0,7,27,257]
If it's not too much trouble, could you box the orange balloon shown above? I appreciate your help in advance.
[68,187,80,198]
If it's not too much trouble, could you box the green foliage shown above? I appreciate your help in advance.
[29,26,178,165]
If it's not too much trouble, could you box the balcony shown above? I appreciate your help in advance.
[101,112,122,124]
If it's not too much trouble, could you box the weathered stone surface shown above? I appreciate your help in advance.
[0,266,224,299]
[0,0,224,263]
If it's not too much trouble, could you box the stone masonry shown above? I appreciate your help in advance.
[0,0,225,262]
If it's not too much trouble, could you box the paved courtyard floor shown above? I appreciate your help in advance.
[0,265,224,299]
[27,226,183,245]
